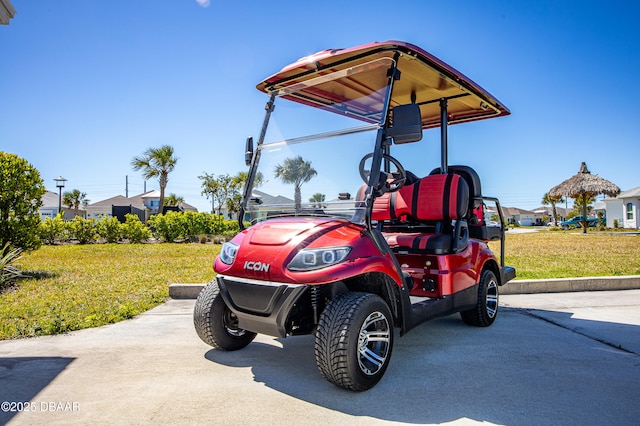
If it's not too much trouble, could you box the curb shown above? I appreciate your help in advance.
[500,275,640,294]
[169,275,640,299]
[169,283,207,299]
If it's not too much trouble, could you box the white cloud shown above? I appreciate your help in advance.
[195,0,210,7]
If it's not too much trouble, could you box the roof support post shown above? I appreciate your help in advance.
[439,98,448,174]
[238,92,276,230]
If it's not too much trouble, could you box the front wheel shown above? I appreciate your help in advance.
[461,270,499,327]
[193,281,256,350]
[315,292,394,391]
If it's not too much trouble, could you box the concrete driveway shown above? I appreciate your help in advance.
[1,290,639,425]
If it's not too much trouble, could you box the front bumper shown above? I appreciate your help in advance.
[216,275,307,338]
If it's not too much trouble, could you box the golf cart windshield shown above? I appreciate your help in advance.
[244,59,394,225]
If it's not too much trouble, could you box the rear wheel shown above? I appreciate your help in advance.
[193,281,256,350]
[461,270,499,327]
[315,292,393,391]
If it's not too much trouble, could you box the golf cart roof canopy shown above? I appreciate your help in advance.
[257,40,510,128]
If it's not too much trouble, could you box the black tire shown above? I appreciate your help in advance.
[461,270,499,327]
[193,281,256,350]
[315,292,394,391]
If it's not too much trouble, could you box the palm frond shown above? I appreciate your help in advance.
[1,243,25,287]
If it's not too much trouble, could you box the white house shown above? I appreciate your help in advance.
[39,191,86,220]
[603,186,640,229]
[531,206,568,225]
[501,207,536,226]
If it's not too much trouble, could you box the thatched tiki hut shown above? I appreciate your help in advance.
[549,162,620,233]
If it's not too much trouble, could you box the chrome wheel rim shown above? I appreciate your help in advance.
[486,278,498,319]
[357,311,391,376]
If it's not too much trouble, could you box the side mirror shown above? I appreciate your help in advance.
[386,104,423,144]
[245,137,254,166]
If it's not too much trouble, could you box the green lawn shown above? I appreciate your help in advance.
[492,231,640,280]
[1,244,218,339]
[2,232,639,340]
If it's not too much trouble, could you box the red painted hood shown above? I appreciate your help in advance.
[246,220,322,246]
[214,217,400,286]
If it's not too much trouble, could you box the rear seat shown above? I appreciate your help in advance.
[372,173,470,254]
[429,165,502,241]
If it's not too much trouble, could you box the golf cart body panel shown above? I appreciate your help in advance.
[197,40,514,391]
[214,217,403,287]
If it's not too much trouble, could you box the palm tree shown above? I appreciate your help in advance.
[63,189,89,218]
[309,193,326,208]
[541,192,564,226]
[131,145,178,213]
[233,171,264,189]
[164,193,184,207]
[274,156,317,211]
[573,193,594,220]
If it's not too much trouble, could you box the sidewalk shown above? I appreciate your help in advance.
[1,291,639,425]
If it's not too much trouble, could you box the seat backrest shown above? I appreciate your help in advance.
[372,173,469,222]
[430,166,483,225]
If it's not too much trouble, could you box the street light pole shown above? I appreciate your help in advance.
[54,176,67,217]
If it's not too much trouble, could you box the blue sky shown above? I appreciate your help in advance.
[2,0,639,213]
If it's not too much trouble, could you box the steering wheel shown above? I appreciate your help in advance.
[358,153,407,194]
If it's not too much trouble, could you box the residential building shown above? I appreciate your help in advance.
[40,191,63,220]
[39,191,86,220]
[603,186,640,229]
[501,207,536,226]
[85,195,143,221]
[85,190,197,222]
[241,189,294,223]
[531,206,568,225]
[593,201,607,222]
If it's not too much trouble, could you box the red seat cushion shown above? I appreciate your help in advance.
[384,232,454,255]
[372,173,468,222]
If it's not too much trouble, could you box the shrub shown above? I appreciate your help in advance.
[68,217,97,244]
[147,212,240,243]
[0,243,24,288]
[613,219,619,229]
[147,212,183,242]
[122,214,151,243]
[181,211,208,241]
[38,214,67,245]
[96,216,123,243]
[0,152,46,251]
[223,219,240,236]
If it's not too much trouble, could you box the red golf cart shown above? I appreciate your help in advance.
[194,40,515,391]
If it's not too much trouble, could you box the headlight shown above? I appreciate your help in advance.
[287,246,351,271]
[219,241,239,265]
